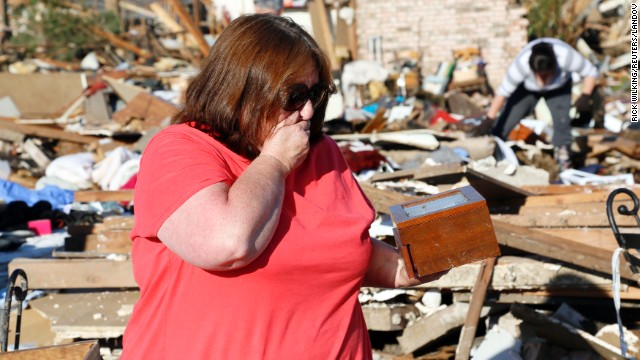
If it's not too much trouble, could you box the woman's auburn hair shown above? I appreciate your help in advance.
[173,13,336,159]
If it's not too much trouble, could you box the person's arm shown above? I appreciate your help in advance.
[363,238,445,288]
[486,94,506,120]
[581,76,597,96]
[157,112,310,271]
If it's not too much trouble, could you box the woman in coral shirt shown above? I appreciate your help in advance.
[121,13,442,360]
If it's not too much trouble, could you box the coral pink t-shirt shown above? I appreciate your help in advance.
[121,124,376,360]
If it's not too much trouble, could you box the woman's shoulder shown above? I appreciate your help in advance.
[314,134,339,151]
[146,124,220,150]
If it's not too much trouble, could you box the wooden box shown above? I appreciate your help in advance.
[389,185,500,278]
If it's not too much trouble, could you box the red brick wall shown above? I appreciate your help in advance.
[354,0,529,91]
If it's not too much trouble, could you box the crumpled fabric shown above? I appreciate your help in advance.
[43,152,95,190]
[0,179,74,210]
[91,147,141,190]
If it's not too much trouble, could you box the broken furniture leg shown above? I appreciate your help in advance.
[454,257,496,360]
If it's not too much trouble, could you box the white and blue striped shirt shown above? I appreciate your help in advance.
[496,38,598,97]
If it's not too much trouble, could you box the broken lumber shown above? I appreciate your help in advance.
[8,258,136,289]
[111,92,178,129]
[91,27,152,60]
[511,303,626,359]
[0,117,98,144]
[455,257,496,360]
[168,0,210,57]
[74,190,134,203]
[492,219,637,282]
[0,340,100,359]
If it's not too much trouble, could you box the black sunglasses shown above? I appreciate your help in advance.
[282,82,329,112]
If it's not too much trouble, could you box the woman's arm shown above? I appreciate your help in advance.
[363,238,446,288]
[157,113,310,271]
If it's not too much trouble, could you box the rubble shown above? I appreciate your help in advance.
[0,0,637,358]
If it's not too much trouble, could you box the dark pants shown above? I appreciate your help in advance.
[492,80,573,147]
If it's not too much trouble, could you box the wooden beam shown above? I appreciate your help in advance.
[370,163,463,183]
[455,257,496,360]
[74,190,134,203]
[492,219,638,282]
[0,340,101,359]
[422,256,627,291]
[538,228,629,252]
[307,0,338,70]
[119,1,157,18]
[359,183,419,215]
[0,117,98,145]
[491,213,636,227]
[520,184,640,195]
[455,286,640,303]
[168,0,209,57]
[523,189,640,207]
[90,26,152,60]
[8,258,136,289]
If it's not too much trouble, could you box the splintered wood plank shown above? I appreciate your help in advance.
[112,92,178,129]
[0,340,100,360]
[539,228,638,252]
[30,291,139,341]
[8,258,136,289]
[370,163,464,183]
[520,184,640,195]
[74,190,134,203]
[456,257,496,360]
[423,256,625,291]
[491,213,636,227]
[465,167,533,201]
[91,26,152,59]
[307,0,338,70]
[511,303,625,359]
[518,201,606,215]
[168,0,210,57]
[0,118,97,144]
[523,189,640,207]
[359,183,418,215]
[492,220,637,282]
[454,286,640,303]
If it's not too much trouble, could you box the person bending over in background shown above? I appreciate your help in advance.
[485,38,598,170]
[120,14,444,360]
